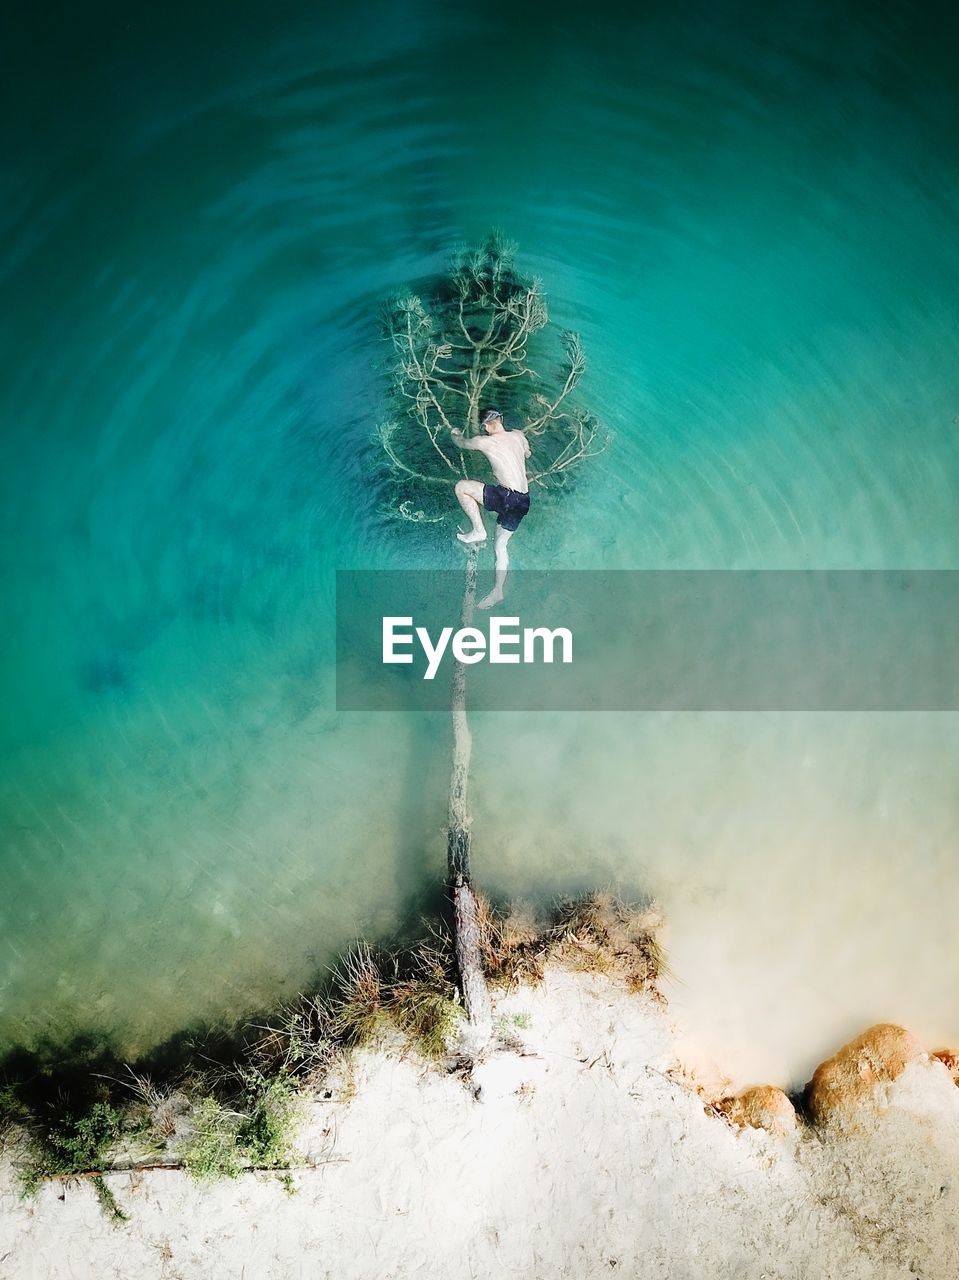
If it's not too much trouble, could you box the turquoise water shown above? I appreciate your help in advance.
[2,1,957,1084]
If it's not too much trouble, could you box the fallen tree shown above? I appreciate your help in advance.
[445,550,492,1048]
[377,233,607,1048]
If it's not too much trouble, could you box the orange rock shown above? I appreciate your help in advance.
[931,1049,959,1085]
[718,1085,797,1139]
[808,1023,926,1123]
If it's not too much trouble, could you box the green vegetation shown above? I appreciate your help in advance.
[181,1072,303,1182]
[235,1071,302,1171]
[18,1101,126,1204]
[494,1010,532,1050]
[182,1095,244,1181]
[92,1174,129,1224]
[496,1011,531,1035]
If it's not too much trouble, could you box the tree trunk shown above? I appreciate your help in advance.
[446,551,493,1050]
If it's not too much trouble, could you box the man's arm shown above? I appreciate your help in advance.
[450,428,487,452]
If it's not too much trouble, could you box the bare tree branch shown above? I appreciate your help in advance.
[377,235,608,519]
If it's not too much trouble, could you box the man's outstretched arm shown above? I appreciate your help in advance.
[450,428,487,452]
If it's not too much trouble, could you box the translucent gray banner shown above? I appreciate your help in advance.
[335,570,959,711]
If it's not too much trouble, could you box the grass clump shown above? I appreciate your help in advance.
[388,940,463,1060]
[329,944,393,1048]
[117,1067,184,1140]
[249,995,336,1087]
[477,891,666,998]
[548,893,666,995]
[477,898,547,987]
[391,984,463,1060]
[329,937,462,1061]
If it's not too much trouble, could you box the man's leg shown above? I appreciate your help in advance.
[477,525,513,609]
[455,479,487,544]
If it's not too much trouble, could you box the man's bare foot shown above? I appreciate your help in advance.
[457,529,486,545]
[477,589,504,610]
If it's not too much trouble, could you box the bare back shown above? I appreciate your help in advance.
[478,429,530,493]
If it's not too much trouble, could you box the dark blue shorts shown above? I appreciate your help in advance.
[483,483,531,532]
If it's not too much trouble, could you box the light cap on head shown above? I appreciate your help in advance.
[480,407,503,425]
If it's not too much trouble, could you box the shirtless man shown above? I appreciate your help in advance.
[451,407,531,610]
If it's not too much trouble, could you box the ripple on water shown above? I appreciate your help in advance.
[0,2,957,1074]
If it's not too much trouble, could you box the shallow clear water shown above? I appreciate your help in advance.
[1,0,957,1085]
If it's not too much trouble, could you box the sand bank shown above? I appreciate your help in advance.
[3,964,958,1279]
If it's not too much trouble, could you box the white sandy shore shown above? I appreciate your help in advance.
[3,967,958,1279]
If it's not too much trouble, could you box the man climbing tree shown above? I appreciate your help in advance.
[451,407,531,609]
[377,233,603,527]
